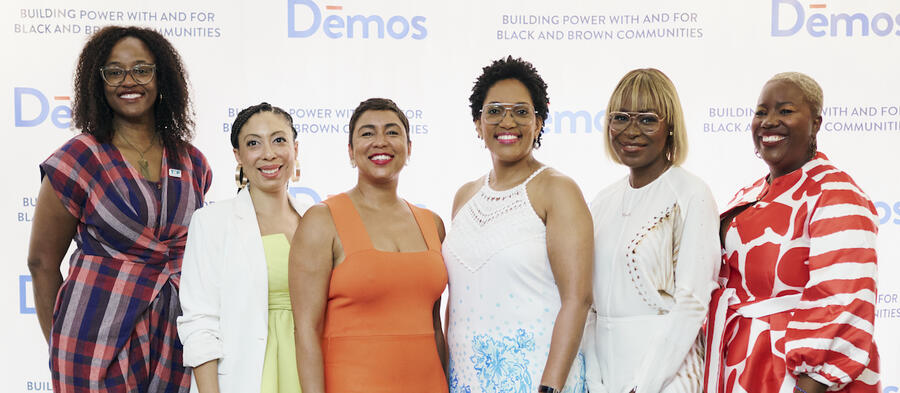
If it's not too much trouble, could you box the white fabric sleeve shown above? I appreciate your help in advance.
[176,209,225,367]
[631,185,721,393]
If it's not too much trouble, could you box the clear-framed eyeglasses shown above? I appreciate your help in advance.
[608,111,664,134]
[481,103,535,125]
[99,64,156,87]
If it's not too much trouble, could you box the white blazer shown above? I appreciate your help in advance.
[177,187,309,393]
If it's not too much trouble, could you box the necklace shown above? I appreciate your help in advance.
[118,132,157,179]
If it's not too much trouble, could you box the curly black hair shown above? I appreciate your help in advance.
[348,98,410,147]
[72,25,193,155]
[230,102,298,148]
[469,56,550,148]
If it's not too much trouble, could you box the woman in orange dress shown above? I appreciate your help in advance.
[289,98,448,393]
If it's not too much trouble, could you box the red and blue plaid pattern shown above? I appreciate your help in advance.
[40,134,211,392]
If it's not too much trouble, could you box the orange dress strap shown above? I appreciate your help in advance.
[407,203,441,252]
[322,193,372,257]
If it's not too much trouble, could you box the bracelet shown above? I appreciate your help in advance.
[538,385,560,393]
[794,385,810,393]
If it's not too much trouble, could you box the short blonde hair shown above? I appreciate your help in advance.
[766,72,824,116]
[604,68,688,166]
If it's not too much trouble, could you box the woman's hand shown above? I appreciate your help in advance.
[795,374,827,393]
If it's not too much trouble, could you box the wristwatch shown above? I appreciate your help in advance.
[538,385,560,393]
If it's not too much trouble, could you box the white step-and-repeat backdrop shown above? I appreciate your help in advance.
[3,0,898,391]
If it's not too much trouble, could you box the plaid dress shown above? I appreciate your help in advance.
[39,133,212,393]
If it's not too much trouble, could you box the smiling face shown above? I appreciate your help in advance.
[103,37,158,124]
[348,110,410,183]
[475,78,542,164]
[752,80,822,179]
[608,102,670,181]
[233,111,298,193]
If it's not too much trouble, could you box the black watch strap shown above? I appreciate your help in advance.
[538,385,560,393]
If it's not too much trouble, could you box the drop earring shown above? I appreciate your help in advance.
[235,164,249,189]
[292,160,301,182]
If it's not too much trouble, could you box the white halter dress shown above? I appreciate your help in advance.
[443,166,587,393]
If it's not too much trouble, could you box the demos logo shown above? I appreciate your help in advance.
[20,275,34,314]
[14,87,71,129]
[772,0,900,37]
[544,109,607,134]
[287,0,427,39]
[875,200,900,225]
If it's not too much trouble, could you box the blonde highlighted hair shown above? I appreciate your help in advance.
[766,72,824,116]
[604,68,688,166]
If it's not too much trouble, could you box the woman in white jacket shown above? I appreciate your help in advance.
[583,69,720,393]
[177,102,308,393]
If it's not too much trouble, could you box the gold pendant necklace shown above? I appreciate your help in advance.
[118,132,157,179]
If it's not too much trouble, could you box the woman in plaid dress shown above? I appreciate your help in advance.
[27,26,211,392]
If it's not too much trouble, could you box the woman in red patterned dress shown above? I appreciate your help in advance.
[27,26,210,392]
[705,72,880,393]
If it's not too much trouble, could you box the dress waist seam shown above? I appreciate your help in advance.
[324,332,435,339]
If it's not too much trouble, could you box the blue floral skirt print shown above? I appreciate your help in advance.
[448,328,586,393]
[442,165,587,393]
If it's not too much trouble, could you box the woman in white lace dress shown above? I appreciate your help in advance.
[442,56,593,393]
[582,68,720,393]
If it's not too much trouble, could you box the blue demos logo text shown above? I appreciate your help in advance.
[289,186,323,204]
[287,0,426,39]
[544,110,607,134]
[875,201,900,225]
[20,275,35,314]
[14,87,71,129]
[772,0,900,37]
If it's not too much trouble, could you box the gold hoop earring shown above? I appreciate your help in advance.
[235,164,249,189]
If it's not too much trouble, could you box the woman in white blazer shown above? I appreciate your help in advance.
[178,103,308,393]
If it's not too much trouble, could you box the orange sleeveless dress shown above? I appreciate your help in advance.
[321,193,449,393]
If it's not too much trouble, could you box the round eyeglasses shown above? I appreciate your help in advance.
[481,103,535,125]
[608,111,664,134]
[100,64,156,87]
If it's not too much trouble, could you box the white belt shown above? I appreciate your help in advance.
[705,289,802,393]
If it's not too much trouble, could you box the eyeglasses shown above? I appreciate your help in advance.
[480,103,535,125]
[608,111,663,134]
[99,64,156,87]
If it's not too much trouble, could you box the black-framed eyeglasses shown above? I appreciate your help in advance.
[608,111,663,134]
[480,103,535,125]
[100,64,156,87]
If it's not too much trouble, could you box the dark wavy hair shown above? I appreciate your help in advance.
[348,98,410,147]
[469,56,550,148]
[72,25,193,154]
[230,102,298,148]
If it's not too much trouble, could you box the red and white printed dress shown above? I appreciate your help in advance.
[705,152,880,393]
